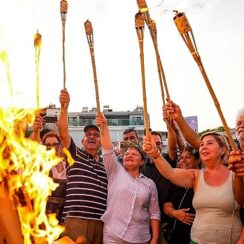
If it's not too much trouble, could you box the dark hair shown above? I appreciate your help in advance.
[151,131,162,140]
[122,127,139,138]
[180,144,200,160]
[40,128,52,140]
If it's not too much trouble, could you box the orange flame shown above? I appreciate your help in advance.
[0,107,64,243]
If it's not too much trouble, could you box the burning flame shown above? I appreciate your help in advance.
[0,107,64,243]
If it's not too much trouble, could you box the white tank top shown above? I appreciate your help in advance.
[192,170,242,244]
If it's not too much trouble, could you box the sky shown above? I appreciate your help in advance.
[0,0,243,132]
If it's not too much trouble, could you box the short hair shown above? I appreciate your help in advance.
[236,108,244,125]
[200,131,229,164]
[180,144,200,160]
[122,127,139,138]
[151,131,162,141]
[124,142,145,160]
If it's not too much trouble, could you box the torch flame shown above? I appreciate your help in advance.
[0,107,64,243]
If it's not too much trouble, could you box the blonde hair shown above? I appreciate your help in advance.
[200,131,230,164]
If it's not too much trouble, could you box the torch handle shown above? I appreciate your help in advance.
[137,29,150,137]
[89,46,101,113]
[197,61,236,150]
[62,22,66,89]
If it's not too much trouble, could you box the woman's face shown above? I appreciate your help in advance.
[199,135,224,163]
[43,136,62,156]
[179,150,198,169]
[123,148,143,170]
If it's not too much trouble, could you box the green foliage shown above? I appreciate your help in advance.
[199,126,227,136]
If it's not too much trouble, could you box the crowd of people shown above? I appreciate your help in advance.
[29,88,244,244]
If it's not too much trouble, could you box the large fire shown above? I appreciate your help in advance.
[0,107,64,243]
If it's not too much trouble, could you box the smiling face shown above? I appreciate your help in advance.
[236,114,244,143]
[82,128,101,153]
[179,150,199,169]
[123,130,139,144]
[123,147,143,172]
[199,134,227,165]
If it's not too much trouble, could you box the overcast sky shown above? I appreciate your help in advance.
[0,0,243,132]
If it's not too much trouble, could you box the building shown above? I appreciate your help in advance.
[42,105,168,149]
[68,105,147,146]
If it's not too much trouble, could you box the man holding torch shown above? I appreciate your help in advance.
[58,89,107,244]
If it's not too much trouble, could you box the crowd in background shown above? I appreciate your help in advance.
[29,89,244,244]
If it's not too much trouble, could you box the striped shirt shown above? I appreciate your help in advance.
[62,139,108,220]
[102,149,160,243]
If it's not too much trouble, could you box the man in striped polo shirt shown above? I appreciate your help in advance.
[58,89,108,244]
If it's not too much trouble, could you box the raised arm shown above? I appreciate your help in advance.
[164,101,200,149]
[163,108,177,161]
[228,150,244,205]
[96,112,119,175]
[29,114,43,142]
[58,89,71,149]
[96,112,112,150]
[143,135,197,188]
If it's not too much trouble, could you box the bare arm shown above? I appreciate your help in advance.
[173,122,185,151]
[96,113,112,150]
[29,114,42,142]
[164,202,195,225]
[58,89,71,149]
[163,109,177,161]
[143,135,196,188]
[228,150,244,205]
[164,101,200,149]
[150,219,160,244]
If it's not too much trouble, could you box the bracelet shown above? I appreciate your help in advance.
[152,149,161,159]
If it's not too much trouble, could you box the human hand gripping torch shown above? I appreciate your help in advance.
[84,20,101,113]
[60,0,68,89]
[135,12,150,137]
[136,0,170,105]
[173,11,236,150]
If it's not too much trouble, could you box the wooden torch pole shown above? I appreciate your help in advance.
[34,30,42,142]
[84,20,101,113]
[137,0,169,105]
[60,0,68,89]
[135,12,150,137]
[173,11,236,150]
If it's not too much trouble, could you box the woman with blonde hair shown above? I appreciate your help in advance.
[144,131,243,244]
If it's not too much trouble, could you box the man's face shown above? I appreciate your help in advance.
[236,115,244,142]
[82,128,101,151]
[152,134,163,152]
[123,131,139,144]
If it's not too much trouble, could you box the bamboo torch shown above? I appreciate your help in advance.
[135,12,150,137]
[34,30,42,109]
[34,30,42,142]
[173,11,236,150]
[60,0,68,89]
[84,20,101,113]
[136,0,169,105]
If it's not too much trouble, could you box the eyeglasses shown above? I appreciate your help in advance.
[124,135,136,141]
[44,142,60,148]
[85,132,100,138]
